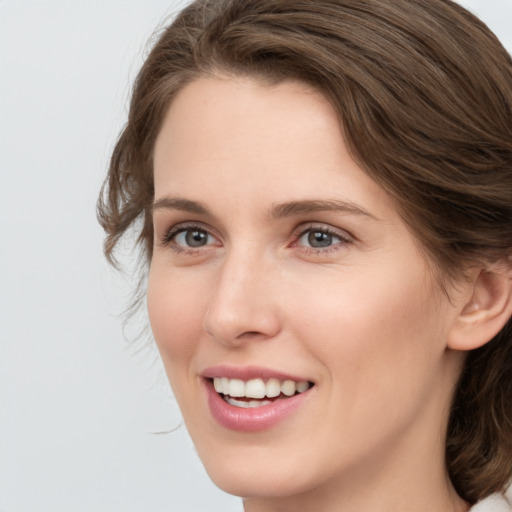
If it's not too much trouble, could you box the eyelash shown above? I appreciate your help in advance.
[160,222,352,256]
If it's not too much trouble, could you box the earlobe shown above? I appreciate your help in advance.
[448,263,512,351]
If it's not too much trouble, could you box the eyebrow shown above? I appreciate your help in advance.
[151,196,378,220]
[152,197,209,215]
[270,199,379,220]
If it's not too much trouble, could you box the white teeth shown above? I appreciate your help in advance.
[250,399,271,407]
[213,378,223,393]
[212,376,311,400]
[245,378,266,399]
[225,397,272,408]
[296,380,309,393]
[228,379,245,397]
[266,378,281,398]
[281,380,296,397]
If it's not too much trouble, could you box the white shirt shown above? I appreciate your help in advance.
[470,486,512,512]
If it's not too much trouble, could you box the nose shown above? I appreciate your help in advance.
[203,250,282,346]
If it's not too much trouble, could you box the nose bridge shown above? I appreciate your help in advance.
[203,244,281,344]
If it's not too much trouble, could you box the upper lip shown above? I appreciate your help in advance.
[200,365,312,383]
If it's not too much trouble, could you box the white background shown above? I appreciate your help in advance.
[0,1,510,511]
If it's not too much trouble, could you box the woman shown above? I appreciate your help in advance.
[98,0,512,510]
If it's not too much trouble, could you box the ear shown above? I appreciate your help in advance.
[448,261,512,351]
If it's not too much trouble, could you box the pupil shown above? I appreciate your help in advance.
[308,231,331,247]
[186,230,207,247]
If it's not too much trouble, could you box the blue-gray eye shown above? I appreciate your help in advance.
[299,229,341,248]
[175,228,211,247]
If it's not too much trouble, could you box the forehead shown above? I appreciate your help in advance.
[154,76,338,162]
[154,77,351,191]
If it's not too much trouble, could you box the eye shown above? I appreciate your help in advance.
[175,228,212,248]
[299,229,340,248]
[294,225,352,252]
[161,224,219,251]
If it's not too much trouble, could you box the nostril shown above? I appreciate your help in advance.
[235,330,273,342]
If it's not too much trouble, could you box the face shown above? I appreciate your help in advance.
[149,77,464,503]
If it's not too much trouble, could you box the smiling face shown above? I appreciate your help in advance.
[148,77,468,510]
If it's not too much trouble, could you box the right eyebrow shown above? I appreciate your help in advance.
[151,197,210,215]
[270,199,379,221]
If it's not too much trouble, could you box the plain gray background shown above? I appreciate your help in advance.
[0,1,510,511]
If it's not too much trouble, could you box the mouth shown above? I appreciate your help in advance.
[211,377,313,409]
[201,366,315,431]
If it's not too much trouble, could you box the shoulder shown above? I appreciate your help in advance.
[470,485,512,512]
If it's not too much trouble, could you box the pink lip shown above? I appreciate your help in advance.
[200,366,314,432]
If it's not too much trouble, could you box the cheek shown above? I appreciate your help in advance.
[289,262,449,405]
[285,270,450,464]
[147,266,207,370]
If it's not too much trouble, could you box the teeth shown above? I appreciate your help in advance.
[296,380,309,393]
[266,378,281,398]
[228,379,245,397]
[245,378,266,399]
[225,397,273,408]
[213,378,223,393]
[212,377,311,400]
[281,380,296,397]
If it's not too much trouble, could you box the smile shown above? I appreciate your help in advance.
[213,377,312,408]
[201,368,315,431]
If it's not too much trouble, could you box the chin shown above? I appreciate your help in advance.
[205,462,312,499]
[193,439,329,500]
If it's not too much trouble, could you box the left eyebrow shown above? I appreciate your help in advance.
[151,197,210,216]
[270,199,379,220]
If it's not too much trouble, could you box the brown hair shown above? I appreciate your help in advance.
[97,0,512,503]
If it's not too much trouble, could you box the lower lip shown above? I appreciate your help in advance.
[204,379,311,432]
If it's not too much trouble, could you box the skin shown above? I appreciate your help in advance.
[148,77,472,512]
